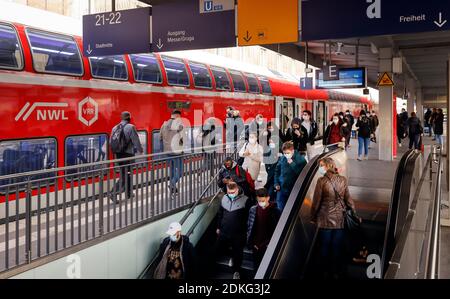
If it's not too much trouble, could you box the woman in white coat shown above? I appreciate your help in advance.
[239,133,264,181]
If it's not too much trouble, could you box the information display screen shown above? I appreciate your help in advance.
[315,67,367,89]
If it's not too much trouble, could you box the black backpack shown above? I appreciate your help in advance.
[111,124,129,154]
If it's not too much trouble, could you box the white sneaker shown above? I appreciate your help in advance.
[233,272,241,279]
[364,156,369,160]
[357,156,362,161]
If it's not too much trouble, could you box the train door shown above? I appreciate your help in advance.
[275,97,295,134]
[314,101,327,138]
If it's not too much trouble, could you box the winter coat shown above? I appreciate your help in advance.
[160,118,184,155]
[217,162,249,193]
[153,235,195,279]
[407,116,423,136]
[301,120,318,146]
[247,202,280,246]
[324,122,343,145]
[356,116,372,138]
[239,142,263,181]
[311,172,355,229]
[285,126,309,152]
[217,189,252,238]
[434,113,444,135]
[274,151,307,192]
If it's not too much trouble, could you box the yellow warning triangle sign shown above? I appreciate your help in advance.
[377,72,394,87]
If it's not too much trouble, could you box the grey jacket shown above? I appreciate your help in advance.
[160,118,184,155]
[111,121,143,155]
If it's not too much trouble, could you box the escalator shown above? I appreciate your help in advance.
[255,148,422,279]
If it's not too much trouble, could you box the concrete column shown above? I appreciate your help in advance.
[406,78,416,114]
[416,88,423,122]
[379,48,394,161]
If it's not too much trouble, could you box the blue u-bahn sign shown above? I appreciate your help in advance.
[301,0,450,41]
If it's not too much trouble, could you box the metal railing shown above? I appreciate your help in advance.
[0,143,233,275]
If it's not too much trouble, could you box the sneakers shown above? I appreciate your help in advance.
[364,156,369,160]
[233,272,241,279]
[357,156,362,161]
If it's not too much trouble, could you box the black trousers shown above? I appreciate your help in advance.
[214,234,246,273]
[253,246,267,270]
[112,153,134,198]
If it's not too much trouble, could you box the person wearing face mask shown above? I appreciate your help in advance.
[225,108,245,154]
[339,112,352,149]
[154,222,196,279]
[311,158,357,279]
[356,110,373,161]
[284,118,308,155]
[218,157,252,197]
[239,133,264,182]
[248,114,266,143]
[247,188,280,269]
[324,113,345,148]
[274,142,307,211]
[160,110,185,198]
[300,110,318,157]
[215,182,252,279]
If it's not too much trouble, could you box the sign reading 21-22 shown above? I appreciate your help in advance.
[301,0,450,41]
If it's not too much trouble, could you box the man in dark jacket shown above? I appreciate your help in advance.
[434,109,445,145]
[300,110,318,152]
[215,182,252,279]
[356,111,373,161]
[407,112,423,150]
[154,222,196,279]
[217,157,251,197]
[424,108,432,136]
[274,141,307,211]
[247,188,280,269]
[400,108,409,136]
[284,118,308,156]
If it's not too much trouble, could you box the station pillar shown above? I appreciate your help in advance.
[416,88,423,122]
[379,48,394,161]
[406,78,416,114]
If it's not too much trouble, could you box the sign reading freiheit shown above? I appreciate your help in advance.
[302,0,450,41]
[82,7,151,57]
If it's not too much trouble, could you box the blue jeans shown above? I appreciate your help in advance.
[169,156,183,189]
[318,229,346,278]
[276,189,290,212]
[409,134,420,150]
[435,134,443,145]
[358,137,370,157]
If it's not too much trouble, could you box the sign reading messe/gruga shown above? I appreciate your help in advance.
[82,7,151,57]
[301,0,450,41]
[151,0,236,52]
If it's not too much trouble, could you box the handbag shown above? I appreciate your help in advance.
[325,176,361,231]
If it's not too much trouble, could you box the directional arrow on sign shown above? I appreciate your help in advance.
[434,12,447,28]
[243,31,252,43]
[156,38,164,50]
[86,44,93,55]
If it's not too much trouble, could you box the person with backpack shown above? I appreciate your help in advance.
[369,110,379,144]
[355,110,373,161]
[160,110,185,198]
[217,157,254,198]
[407,112,423,150]
[110,111,143,202]
[274,141,307,212]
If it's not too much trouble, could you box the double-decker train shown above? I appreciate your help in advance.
[0,5,372,208]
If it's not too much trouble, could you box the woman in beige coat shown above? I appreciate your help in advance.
[239,133,263,181]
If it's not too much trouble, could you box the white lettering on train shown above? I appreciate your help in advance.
[36,109,69,121]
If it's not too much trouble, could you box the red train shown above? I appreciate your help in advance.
[0,15,371,207]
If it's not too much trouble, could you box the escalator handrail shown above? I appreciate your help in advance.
[255,147,344,279]
[380,149,418,276]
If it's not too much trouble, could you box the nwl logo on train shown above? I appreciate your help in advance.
[15,97,99,126]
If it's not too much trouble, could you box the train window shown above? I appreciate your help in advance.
[161,56,190,87]
[0,138,57,189]
[152,130,163,154]
[65,135,108,177]
[229,70,246,92]
[130,54,163,84]
[26,29,83,76]
[136,130,148,163]
[258,76,272,94]
[0,23,23,70]
[89,55,128,80]
[245,73,260,93]
[189,62,212,89]
[211,66,231,91]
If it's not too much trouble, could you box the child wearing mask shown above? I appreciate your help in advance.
[239,132,264,181]
[247,188,280,269]
[274,141,307,211]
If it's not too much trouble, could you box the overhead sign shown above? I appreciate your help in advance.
[316,67,367,89]
[82,7,151,57]
[300,77,314,90]
[322,65,340,81]
[302,0,450,41]
[238,0,299,46]
[377,72,395,87]
[152,0,236,52]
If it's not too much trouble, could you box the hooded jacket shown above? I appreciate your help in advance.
[217,189,252,238]
[285,118,309,152]
[407,116,423,136]
[217,161,249,193]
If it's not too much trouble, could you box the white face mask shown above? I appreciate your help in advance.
[249,137,257,145]
[257,120,263,125]
[258,201,268,208]
[333,118,339,125]
[284,152,293,160]
[269,142,276,149]
[319,166,327,176]
[169,234,179,242]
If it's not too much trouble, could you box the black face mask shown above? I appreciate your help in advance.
[227,112,233,117]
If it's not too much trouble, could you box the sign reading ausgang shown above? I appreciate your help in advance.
[82,7,151,57]
[302,0,450,41]
[152,0,236,52]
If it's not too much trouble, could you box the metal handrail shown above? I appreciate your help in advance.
[426,145,442,279]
